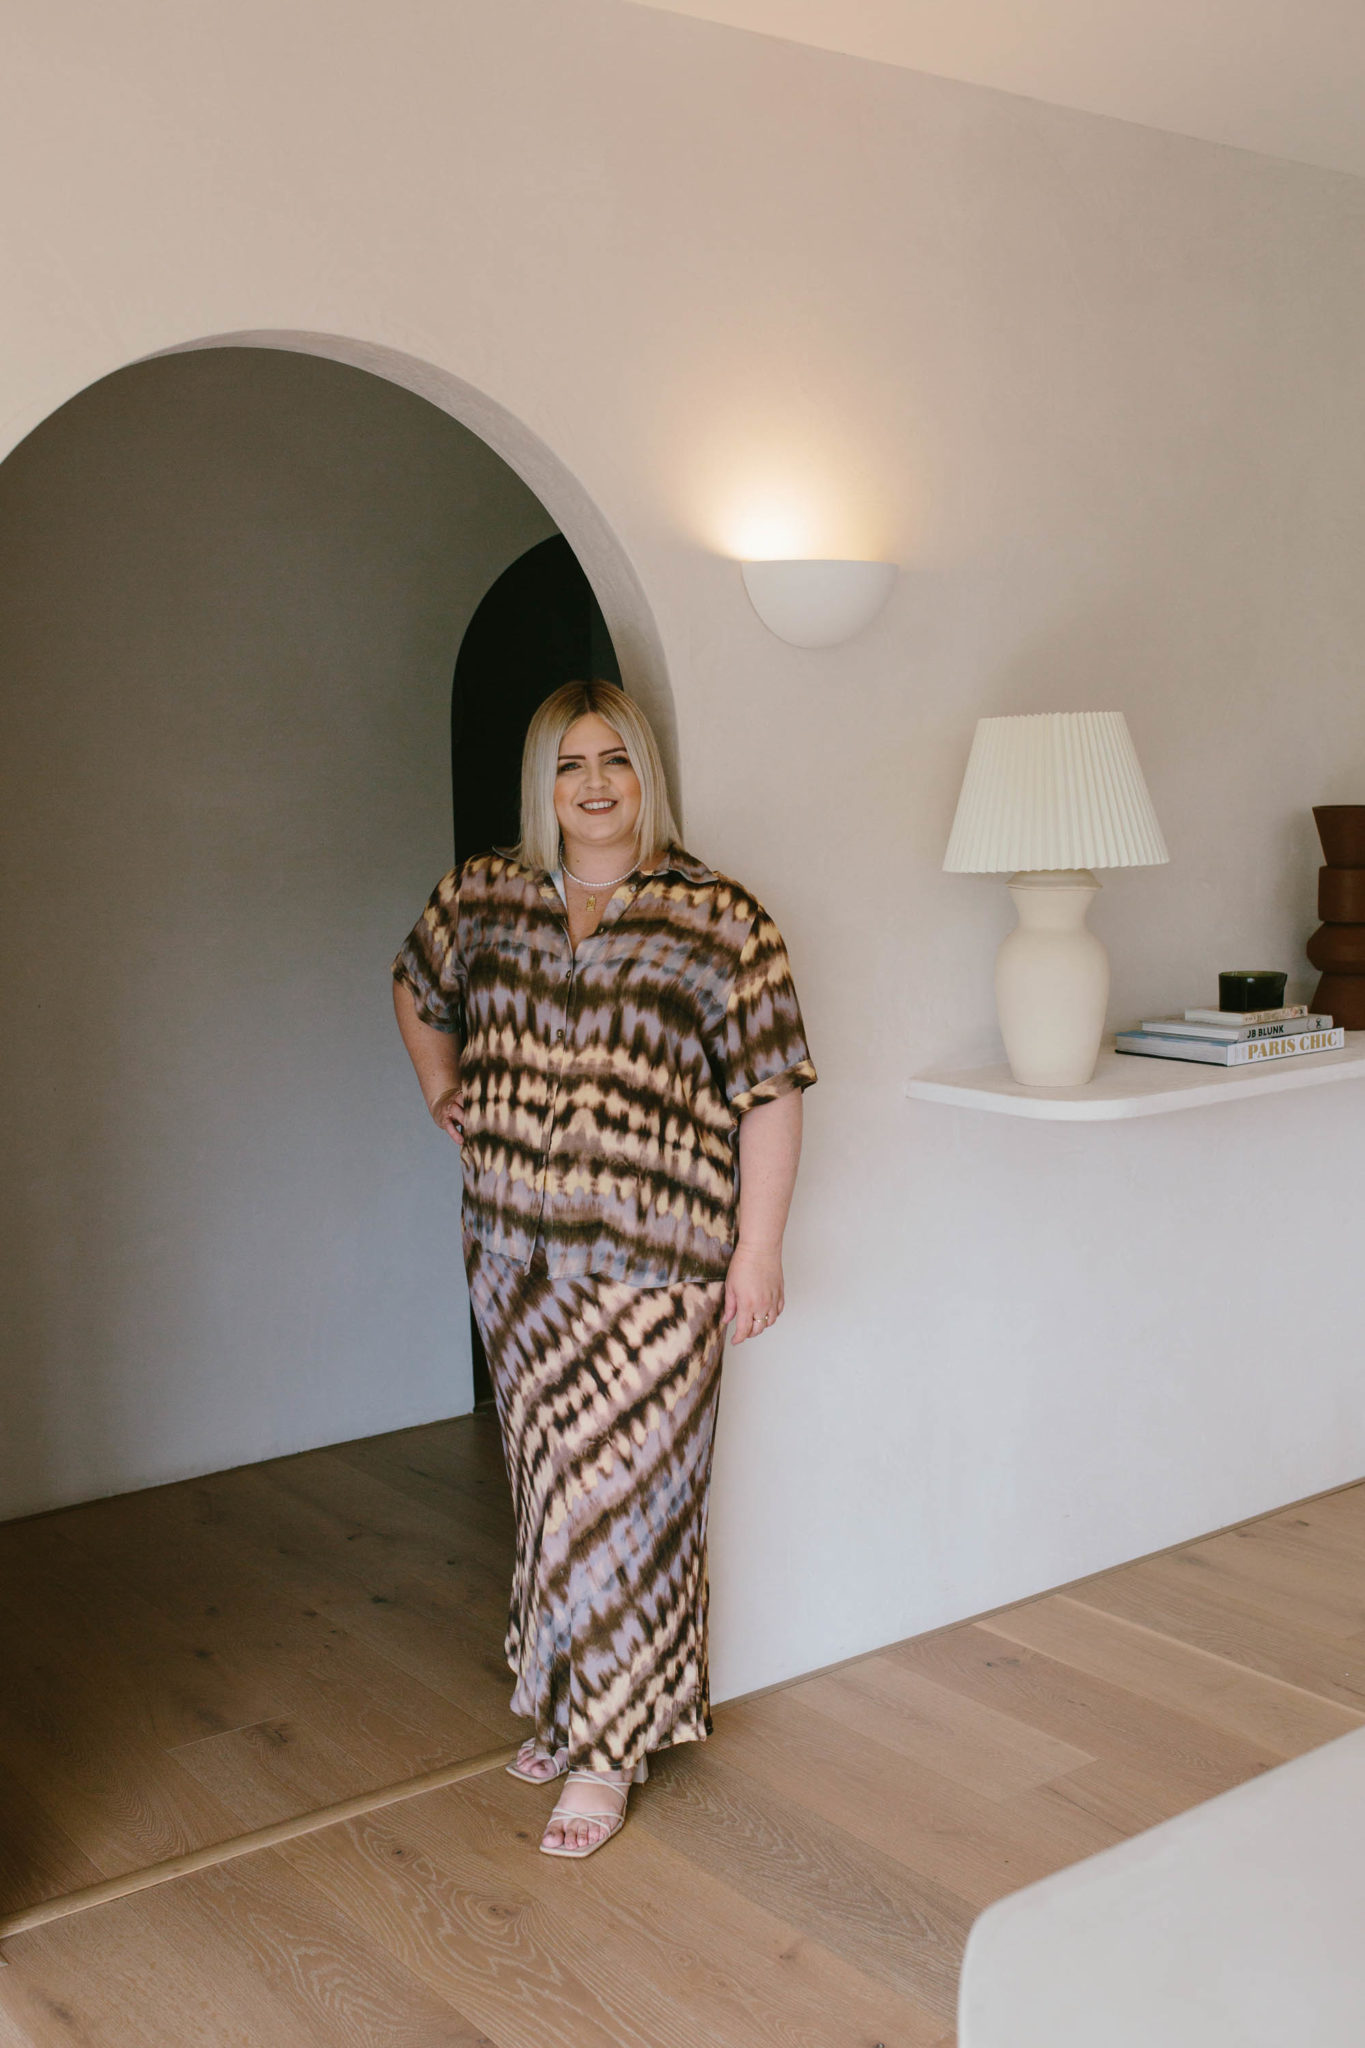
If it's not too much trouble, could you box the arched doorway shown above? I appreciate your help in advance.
[0,336,677,1926]
[0,336,674,1525]
[148,329,678,798]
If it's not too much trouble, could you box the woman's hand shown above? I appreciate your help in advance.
[393,982,464,1142]
[429,1085,466,1145]
[728,1093,801,1344]
[723,1243,784,1344]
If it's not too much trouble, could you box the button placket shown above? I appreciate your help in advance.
[540,937,584,1225]
[534,932,572,1228]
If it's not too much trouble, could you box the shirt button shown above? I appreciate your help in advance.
[555,1028,564,1040]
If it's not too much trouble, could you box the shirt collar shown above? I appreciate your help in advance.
[511,842,718,888]
[638,843,718,883]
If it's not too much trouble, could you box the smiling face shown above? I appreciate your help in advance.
[553,711,644,868]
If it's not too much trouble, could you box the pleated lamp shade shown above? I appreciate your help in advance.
[943,711,1169,874]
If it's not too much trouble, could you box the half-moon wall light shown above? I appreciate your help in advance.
[740,559,898,648]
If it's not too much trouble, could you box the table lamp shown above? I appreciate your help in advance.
[944,711,1169,1086]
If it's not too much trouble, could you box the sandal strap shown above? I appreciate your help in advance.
[548,1773,631,1826]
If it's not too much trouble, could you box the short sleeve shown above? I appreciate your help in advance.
[723,908,818,1116]
[392,868,467,1037]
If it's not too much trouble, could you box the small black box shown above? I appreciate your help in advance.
[1218,970,1287,1012]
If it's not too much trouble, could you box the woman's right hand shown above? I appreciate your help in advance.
[429,1085,465,1144]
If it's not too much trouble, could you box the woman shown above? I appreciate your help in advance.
[391,680,815,1858]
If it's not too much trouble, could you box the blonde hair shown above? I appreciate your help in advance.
[513,681,680,874]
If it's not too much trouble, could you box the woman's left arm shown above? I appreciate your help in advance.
[724,1090,803,1344]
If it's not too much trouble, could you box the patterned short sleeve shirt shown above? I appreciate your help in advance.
[393,843,817,1285]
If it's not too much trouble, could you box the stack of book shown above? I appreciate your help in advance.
[1115,1005,1344,1067]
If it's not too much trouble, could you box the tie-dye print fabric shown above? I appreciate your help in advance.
[393,843,817,1285]
[466,1226,727,1770]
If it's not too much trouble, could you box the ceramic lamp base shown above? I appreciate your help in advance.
[996,870,1109,1087]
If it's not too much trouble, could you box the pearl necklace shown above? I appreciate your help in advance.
[561,856,638,918]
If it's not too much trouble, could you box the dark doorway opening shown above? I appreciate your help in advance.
[451,533,620,865]
[452,533,622,1402]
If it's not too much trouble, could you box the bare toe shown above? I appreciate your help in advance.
[516,1745,560,1780]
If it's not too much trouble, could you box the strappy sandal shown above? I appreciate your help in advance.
[505,1739,570,1784]
[539,1755,649,1859]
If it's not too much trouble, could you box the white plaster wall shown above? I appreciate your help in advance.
[2,0,1363,1699]
[0,347,555,1516]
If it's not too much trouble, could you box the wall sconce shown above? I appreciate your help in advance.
[740,559,898,647]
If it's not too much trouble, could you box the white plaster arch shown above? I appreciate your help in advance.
[0,324,686,1527]
[7,326,682,798]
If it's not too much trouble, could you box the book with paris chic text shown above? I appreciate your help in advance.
[1115,1027,1344,1067]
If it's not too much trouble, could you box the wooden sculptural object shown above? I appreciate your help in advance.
[1307,806,1365,1028]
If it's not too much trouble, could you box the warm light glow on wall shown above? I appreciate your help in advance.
[709,472,896,563]
[719,491,829,562]
[670,396,909,569]
[681,421,898,565]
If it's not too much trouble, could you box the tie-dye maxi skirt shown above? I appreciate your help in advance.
[464,1228,729,1773]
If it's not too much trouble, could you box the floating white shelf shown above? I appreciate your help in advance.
[906,1031,1365,1122]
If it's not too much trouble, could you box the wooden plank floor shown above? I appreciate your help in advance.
[0,1409,524,1918]
[3,1420,1365,2045]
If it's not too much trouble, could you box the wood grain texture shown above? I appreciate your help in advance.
[173,1717,375,1826]
[2,1412,1363,2046]
[0,1413,519,1917]
[713,1686,1123,1907]
[621,1740,968,2026]
[0,1744,518,1946]
[282,1806,660,2048]
[0,1849,497,2048]
[0,1757,106,1918]
[156,1849,496,2048]
[440,1765,951,2045]
[890,1622,1285,1786]
[1164,1522,1365,1638]
[980,1594,1365,1756]
[784,1654,1094,1800]
[1074,1550,1365,1710]
[0,1999,41,2048]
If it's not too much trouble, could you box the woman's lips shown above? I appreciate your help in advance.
[580,799,617,811]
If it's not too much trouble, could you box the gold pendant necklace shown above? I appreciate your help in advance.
[562,856,637,928]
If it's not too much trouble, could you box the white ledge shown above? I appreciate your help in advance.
[906,1031,1365,1121]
